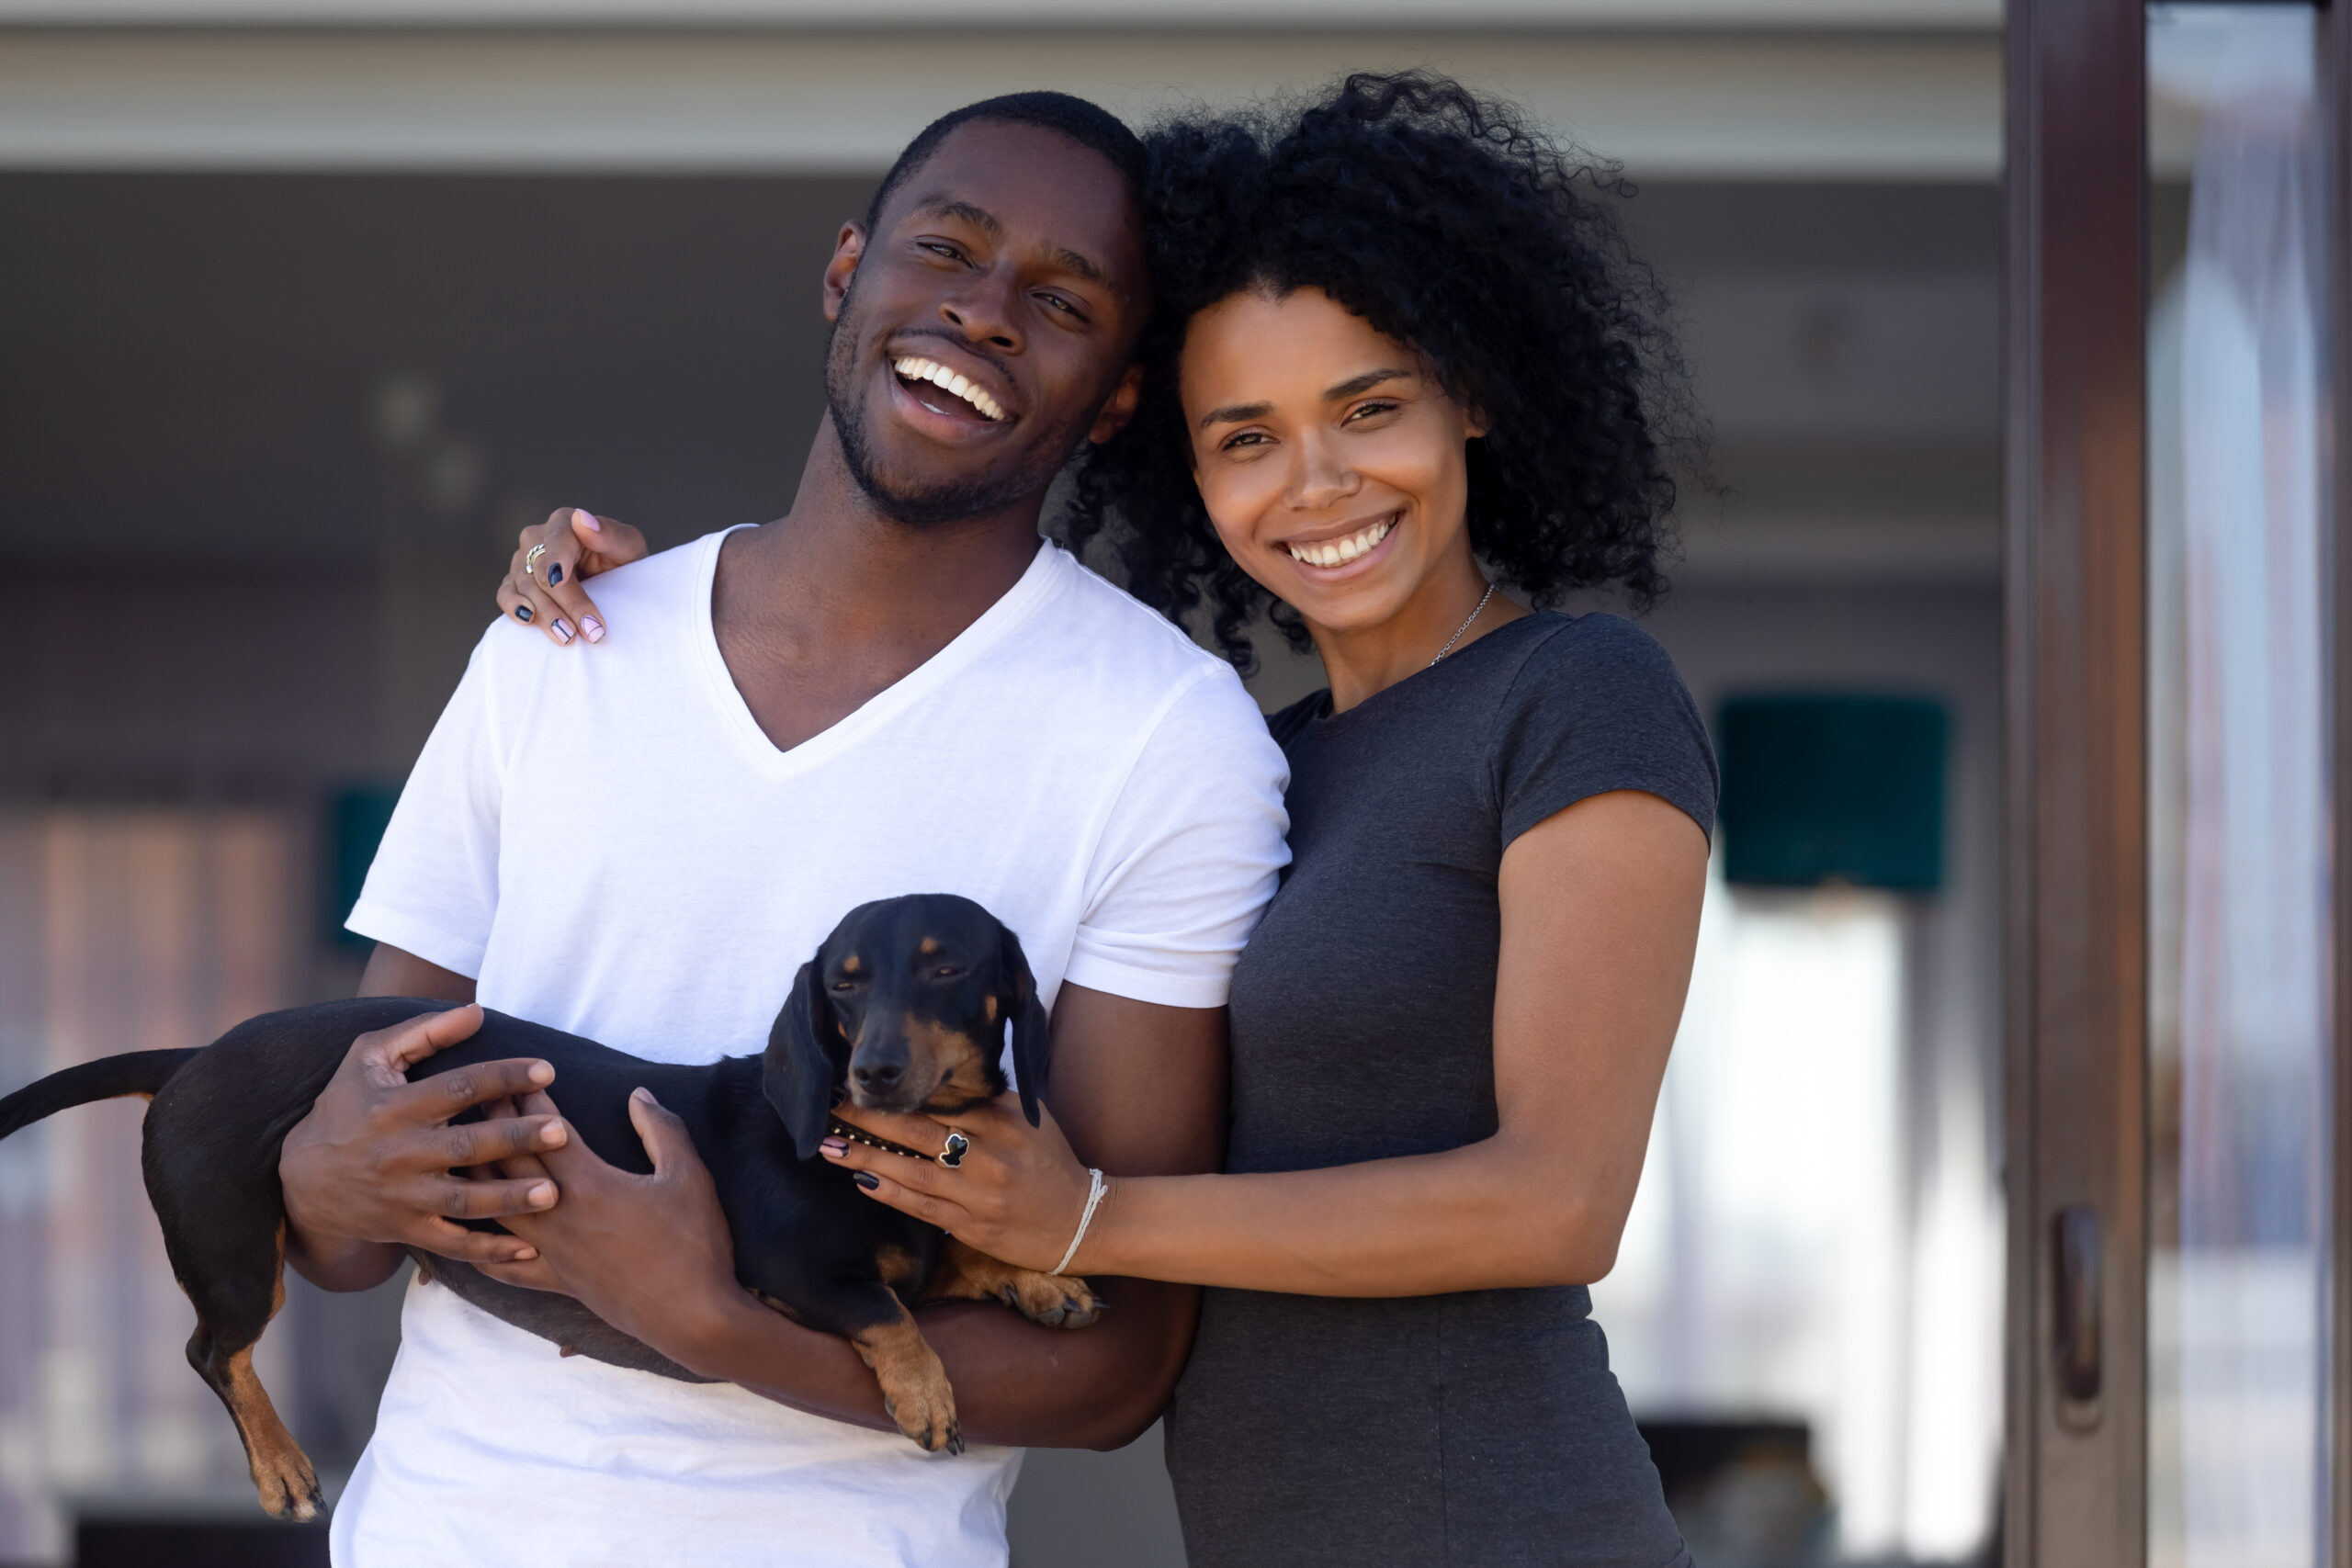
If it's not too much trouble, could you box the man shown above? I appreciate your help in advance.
[277,93,1288,1566]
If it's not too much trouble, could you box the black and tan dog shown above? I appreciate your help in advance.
[0,893,1100,1520]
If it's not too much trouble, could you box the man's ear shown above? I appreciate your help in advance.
[822,221,867,325]
[763,959,845,1159]
[997,926,1053,1128]
[1086,362,1147,446]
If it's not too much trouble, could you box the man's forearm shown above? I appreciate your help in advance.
[666,1277,1197,1450]
[285,1233,409,1292]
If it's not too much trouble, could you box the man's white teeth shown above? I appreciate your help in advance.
[1285,517,1394,568]
[893,355,1006,422]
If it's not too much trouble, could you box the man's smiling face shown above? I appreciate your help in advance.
[821,118,1148,527]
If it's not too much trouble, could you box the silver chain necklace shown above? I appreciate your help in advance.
[1430,583,1498,667]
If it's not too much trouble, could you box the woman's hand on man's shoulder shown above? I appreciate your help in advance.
[495,506,650,648]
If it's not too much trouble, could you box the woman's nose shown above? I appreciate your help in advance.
[1285,438,1361,511]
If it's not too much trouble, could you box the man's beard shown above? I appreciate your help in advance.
[825,288,1092,529]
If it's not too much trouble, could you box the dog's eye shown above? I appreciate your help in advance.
[829,979,864,993]
[930,965,969,980]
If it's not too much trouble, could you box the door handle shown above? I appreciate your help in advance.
[2051,1202,2101,1409]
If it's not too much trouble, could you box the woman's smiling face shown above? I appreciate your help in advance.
[1181,288,1485,638]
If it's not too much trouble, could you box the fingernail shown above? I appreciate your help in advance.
[552,619,574,644]
[582,615,605,644]
[515,604,534,624]
[574,507,602,534]
[548,562,564,586]
[854,1172,879,1190]
[528,1062,554,1085]
[514,1247,538,1261]
[528,1181,556,1206]
[632,1086,658,1106]
[541,1122,568,1147]
[821,1137,848,1156]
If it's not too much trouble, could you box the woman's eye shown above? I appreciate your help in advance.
[1346,400,1400,423]
[1221,431,1270,452]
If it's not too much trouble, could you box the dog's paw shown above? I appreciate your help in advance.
[251,1450,323,1523]
[882,1387,964,1456]
[1001,1270,1103,1330]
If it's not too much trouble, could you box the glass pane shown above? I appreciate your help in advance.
[2146,8,2333,1568]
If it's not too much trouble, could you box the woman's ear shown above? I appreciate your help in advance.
[997,926,1053,1127]
[763,959,844,1159]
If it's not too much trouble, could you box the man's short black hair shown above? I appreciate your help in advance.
[863,92,1148,232]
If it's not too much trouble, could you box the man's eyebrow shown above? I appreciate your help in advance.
[1046,243,1116,295]
[909,197,1003,238]
[1198,369,1416,431]
[907,198,1123,301]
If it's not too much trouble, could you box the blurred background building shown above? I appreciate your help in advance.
[5,3,2280,1566]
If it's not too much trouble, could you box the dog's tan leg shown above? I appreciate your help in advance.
[848,1303,962,1456]
[217,1343,321,1521]
[175,1223,321,1521]
[922,1236,1102,1329]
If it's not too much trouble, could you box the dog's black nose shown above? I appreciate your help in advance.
[853,1058,906,1092]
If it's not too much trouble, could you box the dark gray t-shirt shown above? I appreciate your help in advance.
[1163,610,1716,1568]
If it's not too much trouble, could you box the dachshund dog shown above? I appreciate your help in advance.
[0,893,1101,1520]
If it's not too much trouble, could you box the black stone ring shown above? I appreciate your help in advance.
[936,1131,971,1170]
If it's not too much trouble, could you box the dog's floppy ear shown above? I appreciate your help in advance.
[764,958,845,1160]
[998,925,1052,1128]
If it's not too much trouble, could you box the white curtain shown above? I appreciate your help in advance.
[2168,8,2330,1567]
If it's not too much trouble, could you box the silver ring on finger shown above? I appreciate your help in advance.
[937,1131,971,1170]
[525,542,548,577]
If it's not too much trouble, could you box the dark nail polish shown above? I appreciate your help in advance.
[548,562,563,586]
[854,1172,879,1190]
[515,604,534,623]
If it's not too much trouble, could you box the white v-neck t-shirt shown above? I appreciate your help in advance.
[335,528,1289,1568]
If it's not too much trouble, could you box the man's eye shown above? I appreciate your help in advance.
[918,242,964,262]
[1037,293,1082,319]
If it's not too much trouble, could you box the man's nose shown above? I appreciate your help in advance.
[940,277,1023,354]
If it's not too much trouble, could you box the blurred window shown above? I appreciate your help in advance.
[0,809,300,1563]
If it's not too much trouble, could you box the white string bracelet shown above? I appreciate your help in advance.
[1052,1168,1108,1276]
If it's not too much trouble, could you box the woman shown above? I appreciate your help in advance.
[503,74,1712,1568]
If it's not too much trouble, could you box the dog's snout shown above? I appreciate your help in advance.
[853,1056,905,1090]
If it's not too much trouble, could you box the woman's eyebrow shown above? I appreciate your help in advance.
[1323,367,1414,400]
[1198,400,1273,431]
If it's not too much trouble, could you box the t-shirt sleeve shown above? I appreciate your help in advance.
[345,626,514,978]
[1063,665,1292,1010]
[1492,614,1718,846]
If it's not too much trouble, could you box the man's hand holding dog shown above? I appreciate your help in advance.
[279,1004,573,1291]
[472,1087,747,1360]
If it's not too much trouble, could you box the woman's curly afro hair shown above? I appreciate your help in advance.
[1059,71,1697,671]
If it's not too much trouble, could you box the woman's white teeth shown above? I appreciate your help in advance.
[1286,517,1393,567]
[893,355,1006,422]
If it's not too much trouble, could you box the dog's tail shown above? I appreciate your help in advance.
[0,1050,199,1141]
